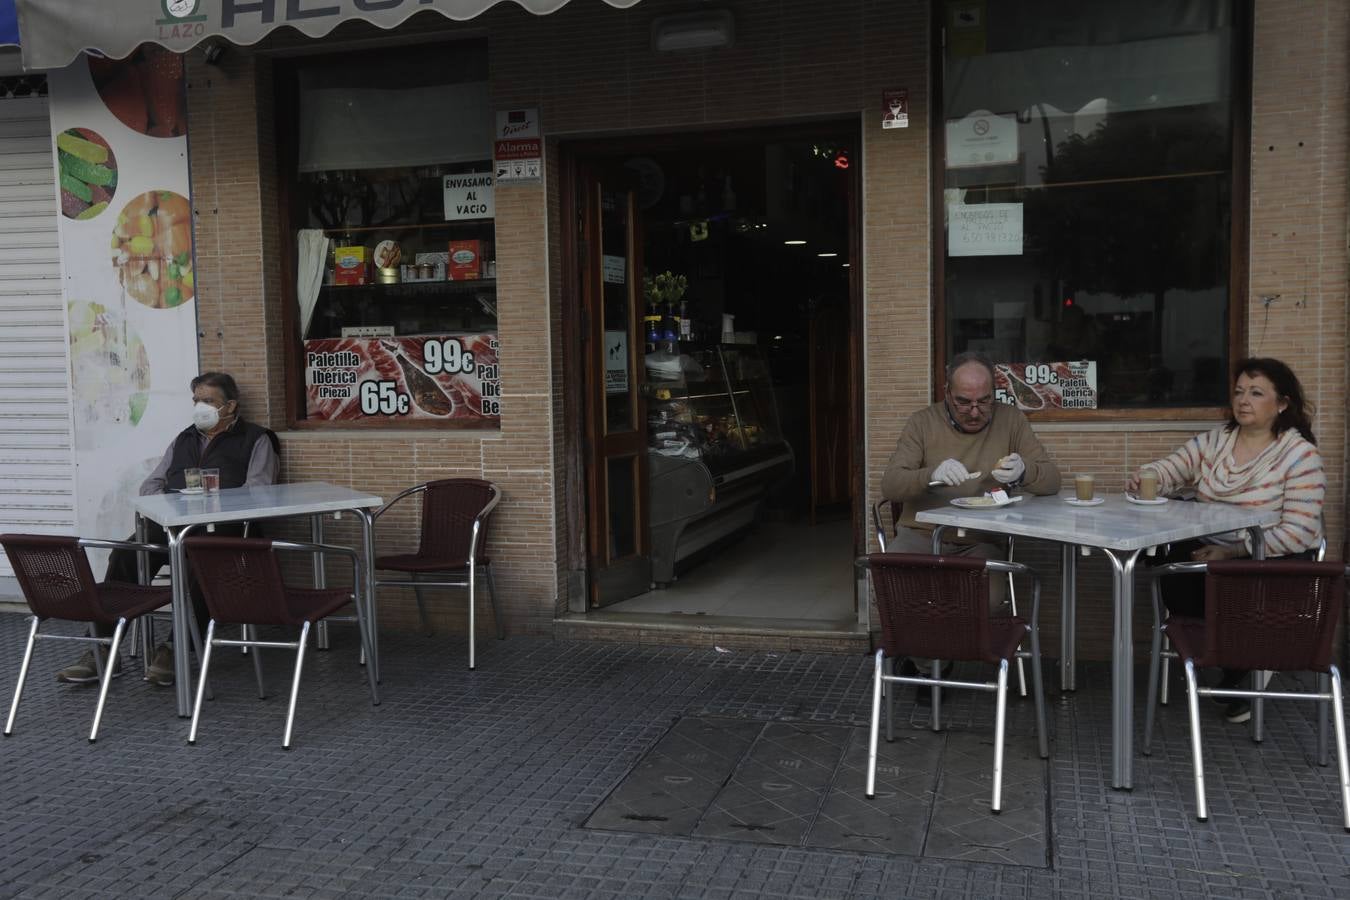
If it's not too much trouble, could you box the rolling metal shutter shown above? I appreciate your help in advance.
[0,78,74,580]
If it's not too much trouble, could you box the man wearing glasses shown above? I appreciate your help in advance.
[881,350,1061,555]
[879,351,1061,697]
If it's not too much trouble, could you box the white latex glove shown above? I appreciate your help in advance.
[992,453,1026,484]
[932,458,971,486]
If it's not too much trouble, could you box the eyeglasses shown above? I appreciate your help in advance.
[948,393,993,410]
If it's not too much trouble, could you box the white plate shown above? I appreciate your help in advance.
[1063,497,1105,507]
[1125,493,1168,506]
[176,487,204,495]
[950,495,1024,510]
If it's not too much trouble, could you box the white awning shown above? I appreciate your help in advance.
[15,0,643,71]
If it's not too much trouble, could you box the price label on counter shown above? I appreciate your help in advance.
[304,334,502,422]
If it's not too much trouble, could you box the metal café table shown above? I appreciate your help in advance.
[917,492,1279,790]
[132,482,384,717]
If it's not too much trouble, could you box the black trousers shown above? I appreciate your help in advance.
[95,519,246,641]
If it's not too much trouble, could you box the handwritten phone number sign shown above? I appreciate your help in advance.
[948,203,1023,256]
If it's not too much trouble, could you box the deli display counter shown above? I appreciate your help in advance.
[645,343,793,585]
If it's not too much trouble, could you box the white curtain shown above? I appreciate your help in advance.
[296,229,330,338]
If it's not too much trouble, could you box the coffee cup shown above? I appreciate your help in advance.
[1074,473,1095,502]
[1138,468,1159,501]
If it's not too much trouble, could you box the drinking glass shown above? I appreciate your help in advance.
[1138,468,1159,501]
[200,468,220,493]
[183,467,202,491]
[1074,473,1095,502]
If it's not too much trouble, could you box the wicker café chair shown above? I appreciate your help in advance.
[861,552,1048,813]
[373,478,503,670]
[1142,559,1349,829]
[1,534,171,742]
[183,536,380,749]
[871,498,1028,697]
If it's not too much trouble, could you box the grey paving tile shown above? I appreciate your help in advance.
[807,726,940,855]
[586,717,763,835]
[692,722,849,845]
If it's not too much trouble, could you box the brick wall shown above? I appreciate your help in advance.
[182,0,1348,658]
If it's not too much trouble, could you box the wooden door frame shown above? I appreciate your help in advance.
[558,117,866,615]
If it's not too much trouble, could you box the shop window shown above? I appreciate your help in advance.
[280,42,501,427]
[936,0,1247,412]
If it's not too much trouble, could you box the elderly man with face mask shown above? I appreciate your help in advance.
[55,372,279,687]
[879,352,1061,701]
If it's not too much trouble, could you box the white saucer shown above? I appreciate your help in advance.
[176,487,204,495]
[1063,497,1105,507]
[1125,493,1168,506]
[951,494,1024,510]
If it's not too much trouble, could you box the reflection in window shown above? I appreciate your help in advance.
[941,0,1239,407]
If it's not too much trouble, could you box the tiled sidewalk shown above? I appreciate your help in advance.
[0,612,1346,899]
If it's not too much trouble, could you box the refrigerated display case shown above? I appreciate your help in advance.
[645,343,793,585]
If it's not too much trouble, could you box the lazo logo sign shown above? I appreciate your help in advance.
[157,0,207,41]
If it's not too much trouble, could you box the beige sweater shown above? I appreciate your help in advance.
[881,402,1062,531]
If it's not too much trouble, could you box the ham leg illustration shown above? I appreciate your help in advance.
[997,364,1046,410]
[380,340,454,416]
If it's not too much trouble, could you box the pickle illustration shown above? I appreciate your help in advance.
[381,340,454,416]
[998,364,1045,410]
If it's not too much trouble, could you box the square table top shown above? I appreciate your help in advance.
[132,481,384,528]
[915,491,1281,552]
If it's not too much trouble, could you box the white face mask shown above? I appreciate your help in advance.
[192,401,221,432]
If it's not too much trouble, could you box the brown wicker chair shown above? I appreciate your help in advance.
[373,478,503,670]
[861,551,1048,813]
[183,536,380,749]
[1,534,171,742]
[871,498,1028,697]
[1142,559,1349,829]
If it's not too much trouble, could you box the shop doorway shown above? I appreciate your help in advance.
[567,123,861,625]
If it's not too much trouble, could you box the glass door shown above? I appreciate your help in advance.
[580,166,651,606]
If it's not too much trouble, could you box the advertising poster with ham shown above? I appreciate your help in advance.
[48,49,198,553]
[995,361,1098,411]
[305,335,501,423]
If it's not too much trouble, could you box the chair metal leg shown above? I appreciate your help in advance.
[1005,538,1026,697]
[248,626,267,699]
[1184,659,1208,821]
[188,620,217,745]
[930,659,942,732]
[1318,672,1330,767]
[866,649,884,798]
[1144,622,1164,755]
[884,657,895,742]
[140,615,153,677]
[468,562,477,670]
[241,624,249,655]
[412,574,432,637]
[1160,635,1171,706]
[1027,624,1049,760]
[127,618,140,659]
[89,618,128,743]
[353,593,380,705]
[4,615,40,736]
[992,659,1009,813]
[283,621,312,749]
[486,563,505,640]
[1328,666,1350,831]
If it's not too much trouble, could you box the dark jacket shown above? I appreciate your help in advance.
[164,419,277,491]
